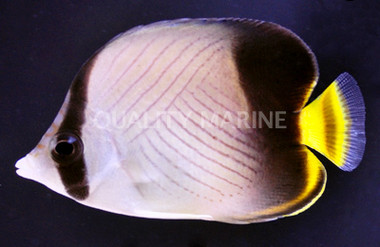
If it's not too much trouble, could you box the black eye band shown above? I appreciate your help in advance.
[50,132,83,166]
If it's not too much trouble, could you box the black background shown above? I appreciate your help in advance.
[1,1,379,246]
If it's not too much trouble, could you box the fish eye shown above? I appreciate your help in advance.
[50,132,83,165]
[55,141,74,156]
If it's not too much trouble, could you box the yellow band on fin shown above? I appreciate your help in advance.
[300,73,365,171]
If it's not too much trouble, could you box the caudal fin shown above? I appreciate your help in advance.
[299,73,366,171]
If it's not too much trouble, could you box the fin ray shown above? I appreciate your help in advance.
[236,147,326,223]
[300,72,366,171]
[232,20,319,111]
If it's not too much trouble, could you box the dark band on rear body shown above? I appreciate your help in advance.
[55,53,98,200]
[230,20,325,215]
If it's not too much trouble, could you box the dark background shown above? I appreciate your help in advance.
[1,0,379,246]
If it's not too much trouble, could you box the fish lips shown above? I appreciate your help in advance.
[15,155,35,179]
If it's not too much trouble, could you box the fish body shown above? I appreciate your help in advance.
[15,18,366,223]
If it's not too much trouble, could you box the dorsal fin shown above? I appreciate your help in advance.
[230,20,318,111]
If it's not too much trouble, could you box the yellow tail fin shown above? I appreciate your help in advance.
[300,73,366,171]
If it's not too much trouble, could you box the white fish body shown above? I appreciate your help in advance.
[87,20,259,221]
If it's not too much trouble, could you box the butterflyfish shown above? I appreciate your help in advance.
[15,18,366,224]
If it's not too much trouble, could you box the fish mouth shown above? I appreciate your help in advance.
[15,157,26,176]
[15,155,33,178]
